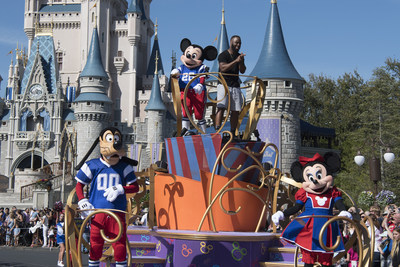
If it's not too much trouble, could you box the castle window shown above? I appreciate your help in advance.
[101,102,104,107]
[117,51,123,57]
[263,81,269,88]
[284,81,292,88]
[89,77,93,81]
[56,51,63,70]
[92,12,95,23]
[86,102,91,106]
[2,122,6,126]
[67,121,72,126]
[102,32,104,43]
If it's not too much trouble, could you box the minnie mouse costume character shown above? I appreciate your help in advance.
[75,127,139,267]
[272,152,352,267]
[171,38,217,133]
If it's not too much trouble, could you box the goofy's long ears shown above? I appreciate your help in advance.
[75,138,99,170]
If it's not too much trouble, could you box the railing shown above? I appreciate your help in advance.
[20,162,73,202]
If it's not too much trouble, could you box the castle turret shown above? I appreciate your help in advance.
[127,0,142,124]
[249,0,304,172]
[145,53,166,145]
[24,0,38,54]
[74,26,112,163]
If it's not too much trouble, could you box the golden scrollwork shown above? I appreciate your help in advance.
[197,131,281,232]
[170,72,266,138]
[64,189,132,267]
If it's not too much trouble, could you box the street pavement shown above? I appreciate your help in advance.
[0,245,89,267]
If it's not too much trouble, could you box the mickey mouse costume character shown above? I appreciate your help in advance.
[171,38,217,133]
[75,127,139,267]
[272,152,352,267]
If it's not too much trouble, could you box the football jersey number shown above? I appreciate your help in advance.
[97,173,120,190]
[181,72,196,82]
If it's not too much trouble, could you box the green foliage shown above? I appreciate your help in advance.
[302,58,400,207]
[357,191,375,210]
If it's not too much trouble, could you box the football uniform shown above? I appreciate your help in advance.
[75,158,137,212]
[75,157,137,265]
[177,64,207,120]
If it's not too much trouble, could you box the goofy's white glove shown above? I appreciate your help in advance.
[338,210,353,220]
[78,198,94,219]
[193,84,204,94]
[272,211,285,226]
[103,184,125,202]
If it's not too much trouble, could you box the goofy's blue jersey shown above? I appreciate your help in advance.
[178,64,206,90]
[75,158,137,211]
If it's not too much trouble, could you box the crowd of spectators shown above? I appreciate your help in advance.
[335,204,400,267]
[0,206,61,248]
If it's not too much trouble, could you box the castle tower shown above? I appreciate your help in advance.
[248,0,304,172]
[139,21,168,119]
[74,25,112,163]
[127,0,142,123]
[145,53,166,145]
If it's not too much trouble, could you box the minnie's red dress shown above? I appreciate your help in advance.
[281,187,345,265]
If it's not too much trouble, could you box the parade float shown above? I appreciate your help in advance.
[64,74,376,267]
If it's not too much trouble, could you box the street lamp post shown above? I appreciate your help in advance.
[354,148,395,195]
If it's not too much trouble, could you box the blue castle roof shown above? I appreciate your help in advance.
[146,37,164,76]
[74,92,112,103]
[210,10,229,73]
[39,4,81,13]
[127,0,141,14]
[80,27,108,78]
[139,0,147,20]
[62,109,76,121]
[145,73,166,111]
[21,35,58,94]
[248,1,303,81]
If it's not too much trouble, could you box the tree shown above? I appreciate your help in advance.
[302,59,400,206]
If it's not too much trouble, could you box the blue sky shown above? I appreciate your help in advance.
[1,0,400,90]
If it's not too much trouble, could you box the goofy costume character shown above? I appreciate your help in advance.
[272,152,353,267]
[75,127,139,267]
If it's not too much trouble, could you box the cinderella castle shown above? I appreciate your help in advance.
[0,0,335,207]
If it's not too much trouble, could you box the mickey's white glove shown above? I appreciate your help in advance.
[272,211,285,226]
[338,210,353,220]
[103,184,125,202]
[193,84,204,94]
[78,198,94,219]
[171,68,180,77]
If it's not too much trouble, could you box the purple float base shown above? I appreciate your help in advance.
[99,226,302,267]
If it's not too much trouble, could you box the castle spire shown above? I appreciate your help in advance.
[248,0,302,81]
[145,51,166,111]
[154,18,158,40]
[210,0,229,73]
[80,27,108,78]
[146,20,164,76]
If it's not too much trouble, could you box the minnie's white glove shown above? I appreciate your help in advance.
[103,184,125,202]
[193,84,204,94]
[272,211,285,226]
[338,210,353,220]
[78,198,94,219]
